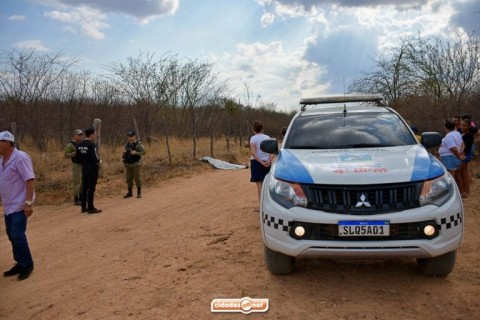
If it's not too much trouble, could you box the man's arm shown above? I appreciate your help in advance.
[24,178,35,217]
[64,143,75,159]
[134,142,146,156]
[92,144,101,165]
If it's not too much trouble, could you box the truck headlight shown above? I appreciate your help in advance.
[269,176,308,208]
[419,173,454,207]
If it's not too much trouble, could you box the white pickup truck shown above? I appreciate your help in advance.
[260,94,463,276]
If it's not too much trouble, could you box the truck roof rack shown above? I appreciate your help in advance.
[300,94,385,111]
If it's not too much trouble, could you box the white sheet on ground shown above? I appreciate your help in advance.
[200,157,248,170]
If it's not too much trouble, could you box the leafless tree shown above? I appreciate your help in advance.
[106,52,165,142]
[0,47,79,150]
[178,59,223,158]
[349,39,413,104]
[106,52,196,161]
[406,33,480,112]
[0,47,293,158]
[222,98,240,153]
[45,70,91,146]
[89,78,126,148]
[350,33,480,119]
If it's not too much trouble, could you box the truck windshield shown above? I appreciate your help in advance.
[285,113,417,149]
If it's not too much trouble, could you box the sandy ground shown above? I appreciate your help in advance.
[1,167,480,320]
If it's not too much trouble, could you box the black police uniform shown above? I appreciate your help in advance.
[76,139,101,213]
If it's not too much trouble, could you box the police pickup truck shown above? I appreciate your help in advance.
[260,94,463,276]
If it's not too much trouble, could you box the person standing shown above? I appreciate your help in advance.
[250,120,274,205]
[0,131,35,280]
[410,126,422,143]
[122,131,146,199]
[76,127,102,214]
[457,119,475,198]
[452,115,461,133]
[439,120,464,176]
[64,129,83,205]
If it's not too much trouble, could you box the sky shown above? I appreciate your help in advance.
[1,0,479,111]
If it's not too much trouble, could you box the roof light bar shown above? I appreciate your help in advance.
[300,94,384,105]
[299,94,385,111]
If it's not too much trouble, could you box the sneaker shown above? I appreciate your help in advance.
[87,208,102,214]
[17,265,34,281]
[3,264,22,277]
[81,207,87,213]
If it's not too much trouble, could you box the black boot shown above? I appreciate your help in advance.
[137,187,142,199]
[74,196,81,206]
[124,187,133,198]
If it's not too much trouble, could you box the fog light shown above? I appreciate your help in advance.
[423,225,436,236]
[294,226,305,237]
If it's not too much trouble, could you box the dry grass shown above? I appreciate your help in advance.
[29,137,251,205]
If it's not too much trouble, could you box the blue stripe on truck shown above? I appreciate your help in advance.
[410,148,445,181]
[274,150,314,184]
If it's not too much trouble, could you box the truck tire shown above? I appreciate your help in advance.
[417,250,456,277]
[264,245,295,275]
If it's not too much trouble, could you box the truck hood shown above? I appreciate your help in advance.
[273,145,445,185]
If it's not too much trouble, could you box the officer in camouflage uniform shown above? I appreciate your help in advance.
[123,131,146,199]
[64,129,83,205]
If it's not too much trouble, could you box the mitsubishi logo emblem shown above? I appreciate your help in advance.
[355,193,371,208]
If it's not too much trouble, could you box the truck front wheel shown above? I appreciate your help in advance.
[264,245,295,275]
[417,250,456,277]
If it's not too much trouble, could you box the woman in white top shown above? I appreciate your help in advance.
[439,120,464,173]
[250,120,274,205]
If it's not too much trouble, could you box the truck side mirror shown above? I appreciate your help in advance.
[260,139,279,155]
[421,132,442,148]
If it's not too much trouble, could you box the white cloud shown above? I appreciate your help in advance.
[45,6,109,40]
[14,40,49,52]
[44,10,75,23]
[259,0,467,41]
[274,2,319,18]
[8,15,27,21]
[81,19,109,40]
[42,0,179,22]
[257,0,322,23]
[261,12,275,27]
[256,0,471,96]
[218,41,329,111]
[39,0,178,39]
[256,0,429,17]
[349,1,459,47]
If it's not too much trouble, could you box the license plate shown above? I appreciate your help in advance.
[338,220,390,236]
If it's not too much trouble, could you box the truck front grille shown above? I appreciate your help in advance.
[304,182,422,215]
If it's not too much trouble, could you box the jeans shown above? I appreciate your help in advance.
[440,155,461,170]
[4,211,34,267]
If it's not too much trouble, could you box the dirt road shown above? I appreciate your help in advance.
[1,168,480,319]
